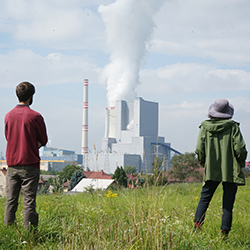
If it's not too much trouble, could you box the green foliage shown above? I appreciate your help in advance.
[68,170,86,191]
[124,165,136,175]
[135,170,146,187]
[112,166,128,187]
[59,164,83,183]
[39,177,54,195]
[168,152,202,182]
[39,176,64,194]
[40,169,58,175]
[1,180,250,249]
[51,177,64,194]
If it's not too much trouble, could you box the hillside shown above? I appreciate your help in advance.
[1,181,250,249]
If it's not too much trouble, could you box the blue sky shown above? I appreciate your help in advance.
[0,0,250,160]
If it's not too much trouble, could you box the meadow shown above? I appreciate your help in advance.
[0,180,250,250]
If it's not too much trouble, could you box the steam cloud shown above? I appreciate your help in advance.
[99,0,165,107]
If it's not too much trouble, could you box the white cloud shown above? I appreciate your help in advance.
[166,101,205,109]
[0,49,99,87]
[0,0,107,50]
[158,102,206,153]
[1,0,250,63]
[138,63,250,97]
[151,0,250,66]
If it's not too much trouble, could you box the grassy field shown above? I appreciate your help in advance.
[0,180,250,250]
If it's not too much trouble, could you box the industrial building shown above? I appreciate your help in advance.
[87,97,180,174]
[0,148,82,173]
[39,147,83,172]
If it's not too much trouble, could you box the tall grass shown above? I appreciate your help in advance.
[1,180,250,249]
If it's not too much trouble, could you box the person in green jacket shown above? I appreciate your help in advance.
[194,98,247,237]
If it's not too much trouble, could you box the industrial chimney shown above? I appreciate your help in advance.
[82,79,88,169]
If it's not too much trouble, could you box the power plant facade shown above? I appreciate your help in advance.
[88,97,180,174]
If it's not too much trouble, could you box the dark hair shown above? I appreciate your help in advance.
[16,82,35,102]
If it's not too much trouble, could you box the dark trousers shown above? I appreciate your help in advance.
[4,166,40,228]
[194,181,237,231]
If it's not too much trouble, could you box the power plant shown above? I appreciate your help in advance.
[82,80,181,174]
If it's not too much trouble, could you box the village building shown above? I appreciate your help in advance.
[64,170,116,193]
[0,168,7,197]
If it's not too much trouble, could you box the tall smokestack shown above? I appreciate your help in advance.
[82,79,88,169]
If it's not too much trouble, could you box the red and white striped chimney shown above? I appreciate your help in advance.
[82,79,88,167]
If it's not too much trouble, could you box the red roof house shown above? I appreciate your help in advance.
[127,173,138,180]
[63,170,112,192]
[126,173,138,188]
[83,170,112,179]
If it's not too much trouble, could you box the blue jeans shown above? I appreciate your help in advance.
[194,181,238,231]
[4,166,40,228]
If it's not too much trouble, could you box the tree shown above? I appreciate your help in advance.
[39,177,53,194]
[51,177,64,194]
[39,176,63,194]
[68,170,86,191]
[112,166,128,187]
[124,165,136,175]
[168,152,202,182]
[40,169,58,175]
[59,165,83,183]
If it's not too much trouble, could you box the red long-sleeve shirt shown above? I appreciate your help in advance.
[5,105,48,169]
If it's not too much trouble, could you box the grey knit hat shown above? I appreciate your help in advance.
[208,98,234,118]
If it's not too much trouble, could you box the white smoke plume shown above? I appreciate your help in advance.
[99,0,165,107]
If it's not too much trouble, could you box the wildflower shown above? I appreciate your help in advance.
[105,190,117,198]
[195,196,199,200]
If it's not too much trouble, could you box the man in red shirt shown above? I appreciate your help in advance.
[4,82,48,231]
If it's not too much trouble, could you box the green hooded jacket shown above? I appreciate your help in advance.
[195,119,247,186]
